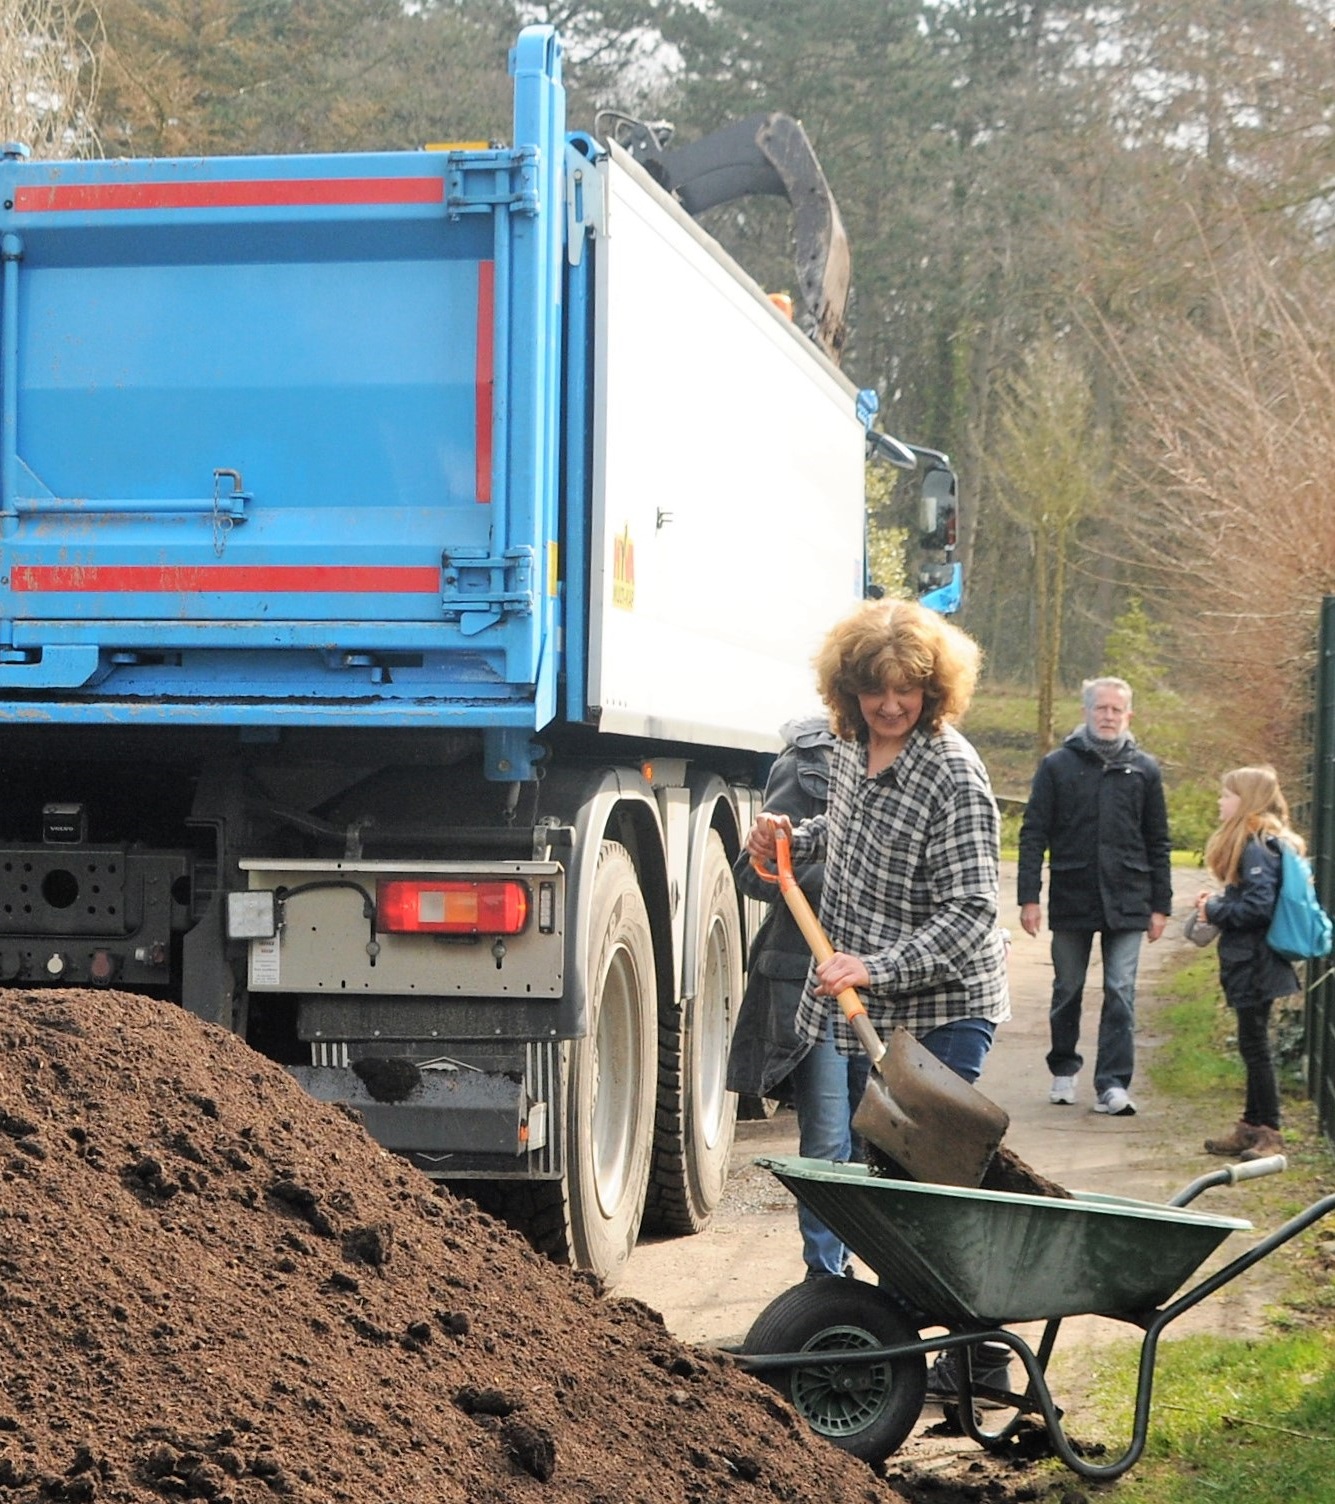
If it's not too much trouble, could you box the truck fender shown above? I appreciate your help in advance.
[680,772,743,1001]
[542,765,670,1035]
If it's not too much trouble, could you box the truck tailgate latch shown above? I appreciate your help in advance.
[440,547,535,635]
[211,469,249,556]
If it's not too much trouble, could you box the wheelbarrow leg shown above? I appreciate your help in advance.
[950,1320,1062,1449]
[935,1325,1109,1473]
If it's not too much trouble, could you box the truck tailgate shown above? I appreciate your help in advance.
[0,59,563,728]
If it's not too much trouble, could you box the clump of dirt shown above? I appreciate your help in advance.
[0,987,913,1504]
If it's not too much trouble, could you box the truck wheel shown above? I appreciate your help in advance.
[642,831,741,1235]
[563,840,658,1284]
[473,841,656,1287]
[741,1280,927,1465]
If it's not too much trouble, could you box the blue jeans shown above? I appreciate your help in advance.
[792,1014,996,1276]
[792,1014,871,1276]
[918,1017,996,1086]
[1046,928,1142,1092]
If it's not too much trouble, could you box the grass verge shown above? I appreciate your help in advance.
[1057,951,1335,1504]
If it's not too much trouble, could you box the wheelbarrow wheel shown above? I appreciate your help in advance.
[741,1280,926,1464]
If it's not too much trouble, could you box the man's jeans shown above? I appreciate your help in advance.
[1045,928,1142,1093]
[792,1014,996,1277]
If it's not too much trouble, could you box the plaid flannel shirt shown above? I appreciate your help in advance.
[790,723,1010,1051]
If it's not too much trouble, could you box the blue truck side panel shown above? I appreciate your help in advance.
[0,33,566,732]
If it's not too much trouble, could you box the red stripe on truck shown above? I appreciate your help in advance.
[13,178,445,213]
[476,260,494,504]
[11,565,441,593]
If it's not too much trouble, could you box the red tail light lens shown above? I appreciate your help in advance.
[376,880,529,935]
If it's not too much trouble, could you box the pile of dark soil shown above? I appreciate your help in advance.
[0,987,911,1504]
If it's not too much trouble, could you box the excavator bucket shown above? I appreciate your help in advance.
[613,112,851,365]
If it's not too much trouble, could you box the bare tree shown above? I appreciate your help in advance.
[990,338,1109,752]
[1111,223,1335,797]
[1,0,102,157]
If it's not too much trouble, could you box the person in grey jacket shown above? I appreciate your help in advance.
[1017,677,1172,1116]
[727,714,860,1279]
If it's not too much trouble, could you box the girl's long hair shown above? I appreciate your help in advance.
[1203,765,1303,885]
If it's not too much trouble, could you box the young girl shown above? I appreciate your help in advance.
[1196,766,1302,1159]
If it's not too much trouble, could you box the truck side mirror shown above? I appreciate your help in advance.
[918,467,958,551]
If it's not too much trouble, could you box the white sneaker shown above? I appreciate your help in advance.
[1094,1086,1136,1116]
[1049,1074,1078,1105]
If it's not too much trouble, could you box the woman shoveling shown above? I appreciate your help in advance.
[743,597,1012,1396]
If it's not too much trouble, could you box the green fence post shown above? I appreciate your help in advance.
[1308,597,1335,1142]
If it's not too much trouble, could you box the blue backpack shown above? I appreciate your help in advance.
[1266,842,1334,963]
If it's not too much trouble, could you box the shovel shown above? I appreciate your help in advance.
[752,825,1009,1188]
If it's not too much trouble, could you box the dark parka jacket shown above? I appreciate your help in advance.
[1204,835,1301,1010]
[725,716,834,1101]
[1017,726,1173,931]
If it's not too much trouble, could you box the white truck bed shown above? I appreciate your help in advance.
[586,149,866,751]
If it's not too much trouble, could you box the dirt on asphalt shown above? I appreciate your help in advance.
[0,985,914,1504]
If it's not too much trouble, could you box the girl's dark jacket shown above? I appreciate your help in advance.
[1017,726,1172,930]
[725,716,834,1101]
[1204,835,1301,1011]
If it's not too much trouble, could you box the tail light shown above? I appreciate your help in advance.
[375,879,529,936]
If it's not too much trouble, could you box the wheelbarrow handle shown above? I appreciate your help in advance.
[1169,1153,1287,1207]
[1226,1153,1287,1181]
[754,828,886,1067]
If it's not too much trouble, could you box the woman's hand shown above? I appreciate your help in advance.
[746,812,793,867]
[815,951,870,996]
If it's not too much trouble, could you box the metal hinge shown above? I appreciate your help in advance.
[446,147,541,216]
[565,142,606,267]
[441,547,535,635]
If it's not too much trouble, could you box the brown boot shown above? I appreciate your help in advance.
[1238,1126,1284,1162]
[1203,1120,1258,1156]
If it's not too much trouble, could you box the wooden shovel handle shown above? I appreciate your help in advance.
[761,828,885,1067]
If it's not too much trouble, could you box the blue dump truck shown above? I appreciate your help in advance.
[0,26,927,1284]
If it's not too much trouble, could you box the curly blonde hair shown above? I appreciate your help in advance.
[1204,764,1303,886]
[814,598,981,741]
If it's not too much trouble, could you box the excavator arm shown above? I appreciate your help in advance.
[596,110,851,365]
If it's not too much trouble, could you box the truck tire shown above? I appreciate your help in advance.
[642,831,741,1235]
[741,1279,927,1465]
[564,840,658,1281]
[473,841,656,1289]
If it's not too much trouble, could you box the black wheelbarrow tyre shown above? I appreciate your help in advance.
[741,1280,927,1464]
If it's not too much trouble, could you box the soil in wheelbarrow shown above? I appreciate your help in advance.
[0,985,928,1504]
[865,1141,1074,1200]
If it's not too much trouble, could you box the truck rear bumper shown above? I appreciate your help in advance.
[287,1062,555,1177]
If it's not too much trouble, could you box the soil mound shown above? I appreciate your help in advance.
[0,988,907,1503]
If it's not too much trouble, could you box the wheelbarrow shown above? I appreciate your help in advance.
[733,1152,1334,1480]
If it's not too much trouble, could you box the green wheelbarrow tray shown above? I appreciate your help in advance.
[757,1155,1251,1324]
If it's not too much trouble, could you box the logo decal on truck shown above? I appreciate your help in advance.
[613,526,635,609]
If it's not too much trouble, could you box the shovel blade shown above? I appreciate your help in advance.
[851,1027,1009,1188]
